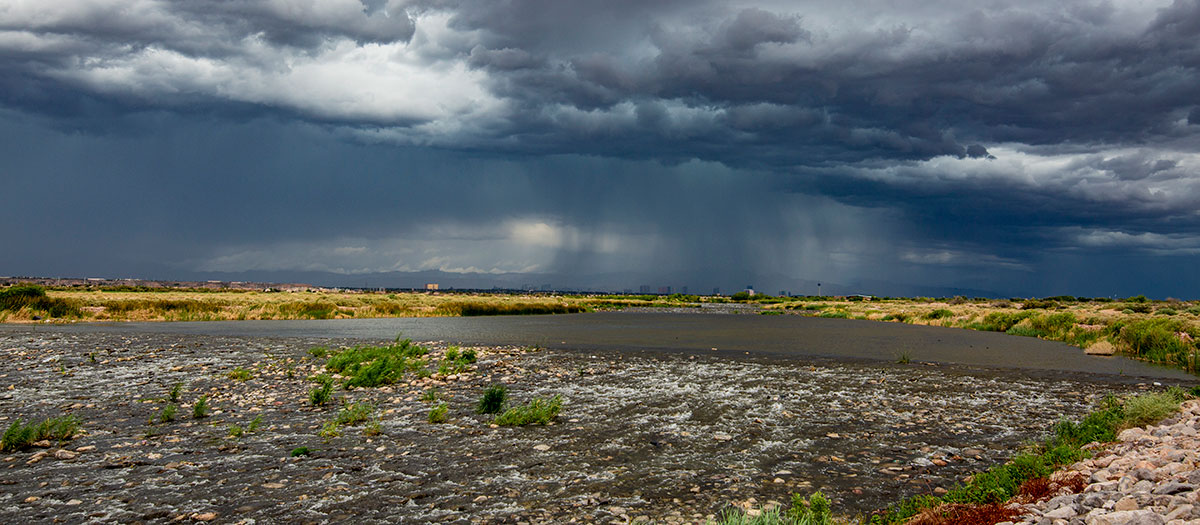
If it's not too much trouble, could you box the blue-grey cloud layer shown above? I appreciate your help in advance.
[1,0,1199,296]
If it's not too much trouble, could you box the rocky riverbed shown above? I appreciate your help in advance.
[0,329,1170,523]
[1010,400,1200,525]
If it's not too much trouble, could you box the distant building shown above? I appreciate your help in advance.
[745,286,756,296]
[779,290,789,297]
[425,283,439,290]
[658,286,672,294]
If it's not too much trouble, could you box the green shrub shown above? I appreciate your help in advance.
[0,285,81,317]
[1157,308,1179,316]
[477,384,508,414]
[1110,318,1197,368]
[785,491,832,523]
[334,403,373,426]
[160,404,178,423]
[1005,324,1046,338]
[228,367,252,382]
[1,415,81,451]
[495,395,562,426]
[428,403,448,423]
[881,312,910,322]
[923,309,954,320]
[308,346,328,358]
[326,340,429,389]
[290,446,311,457]
[248,414,263,432]
[818,311,850,319]
[228,424,244,438]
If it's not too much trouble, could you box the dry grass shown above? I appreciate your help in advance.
[2,290,603,322]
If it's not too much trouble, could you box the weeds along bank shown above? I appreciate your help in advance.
[766,297,1200,376]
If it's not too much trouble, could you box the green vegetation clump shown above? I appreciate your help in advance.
[871,388,1193,524]
[192,396,209,418]
[290,446,311,457]
[428,403,449,423]
[1106,318,1199,371]
[167,382,183,403]
[0,285,81,318]
[228,367,252,382]
[325,339,429,389]
[160,404,178,423]
[1,415,81,451]
[477,384,508,414]
[334,403,374,426]
[308,375,334,406]
[923,309,954,320]
[438,346,478,375]
[495,395,562,426]
[308,346,328,358]
[277,300,338,319]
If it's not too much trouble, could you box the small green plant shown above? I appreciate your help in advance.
[495,395,562,426]
[228,367,252,382]
[290,446,311,457]
[786,491,832,523]
[248,414,263,433]
[428,403,449,423]
[420,387,441,402]
[192,396,209,418]
[477,384,508,414]
[364,419,382,436]
[335,402,374,426]
[160,404,178,423]
[167,382,183,403]
[228,424,244,438]
[1,415,81,452]
[319,421,341,441]
[895,351,911,365]
[308,346,328,358]
[309,375,334,406]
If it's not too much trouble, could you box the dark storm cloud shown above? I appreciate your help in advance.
[1,0,1199,296]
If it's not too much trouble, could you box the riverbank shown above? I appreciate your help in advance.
[1009,399,1200,524]
[0,329,1166,523]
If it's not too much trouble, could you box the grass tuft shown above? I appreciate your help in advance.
[477,384,508,414]
[192,395,209,418]
[428,403,449,424]
[495,395,562,426]
[1,415,81,451]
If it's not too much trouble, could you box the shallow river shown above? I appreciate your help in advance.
[0,314,1196,522]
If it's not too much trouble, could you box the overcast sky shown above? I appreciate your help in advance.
[2,0,1199,297]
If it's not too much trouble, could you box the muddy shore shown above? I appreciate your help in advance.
[0,328,1183,523]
